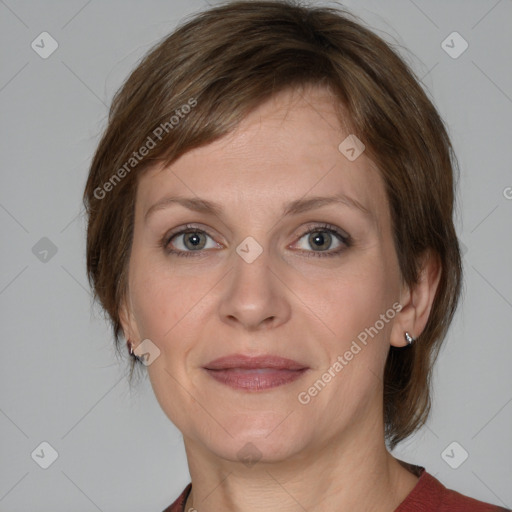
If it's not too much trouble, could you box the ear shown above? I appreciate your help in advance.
[390,249,442,347]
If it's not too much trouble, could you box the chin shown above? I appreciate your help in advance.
[203,416,312,466]
[214,438,303,466]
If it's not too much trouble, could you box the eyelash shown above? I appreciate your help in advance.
[161,223,352,258]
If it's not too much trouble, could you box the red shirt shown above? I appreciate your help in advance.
[162,466,510,511]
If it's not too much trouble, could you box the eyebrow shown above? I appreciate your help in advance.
[144,193,372,223]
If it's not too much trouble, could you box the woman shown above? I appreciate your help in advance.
[83,1,509,510]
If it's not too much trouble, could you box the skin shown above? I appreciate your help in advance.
[120,85,441,512]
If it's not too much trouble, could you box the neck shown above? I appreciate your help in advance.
[182,420,418,512]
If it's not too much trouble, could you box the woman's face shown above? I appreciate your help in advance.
[121,86,409,464]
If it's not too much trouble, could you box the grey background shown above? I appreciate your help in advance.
[1,0,511,510]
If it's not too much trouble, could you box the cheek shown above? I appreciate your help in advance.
[130,283,172,341]
[310,266,396,393]
[295,256,392,339]
[129,262,217,399]
[132,271,201,424]
[129,250,205,341]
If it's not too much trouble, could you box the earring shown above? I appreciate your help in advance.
[127,340,136,357]
[404,332,416,345]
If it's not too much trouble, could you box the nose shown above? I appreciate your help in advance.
[217,246,291,331]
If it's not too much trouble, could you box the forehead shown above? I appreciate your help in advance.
[136,85,388,225]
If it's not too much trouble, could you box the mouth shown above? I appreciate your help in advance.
[203,354,309,391]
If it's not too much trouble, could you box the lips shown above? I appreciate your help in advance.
[203,354,309,391]
[204,354,308,371]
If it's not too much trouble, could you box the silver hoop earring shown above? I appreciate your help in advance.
[404,332,416,345]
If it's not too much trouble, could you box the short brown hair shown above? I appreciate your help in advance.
[83,0,463,449]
